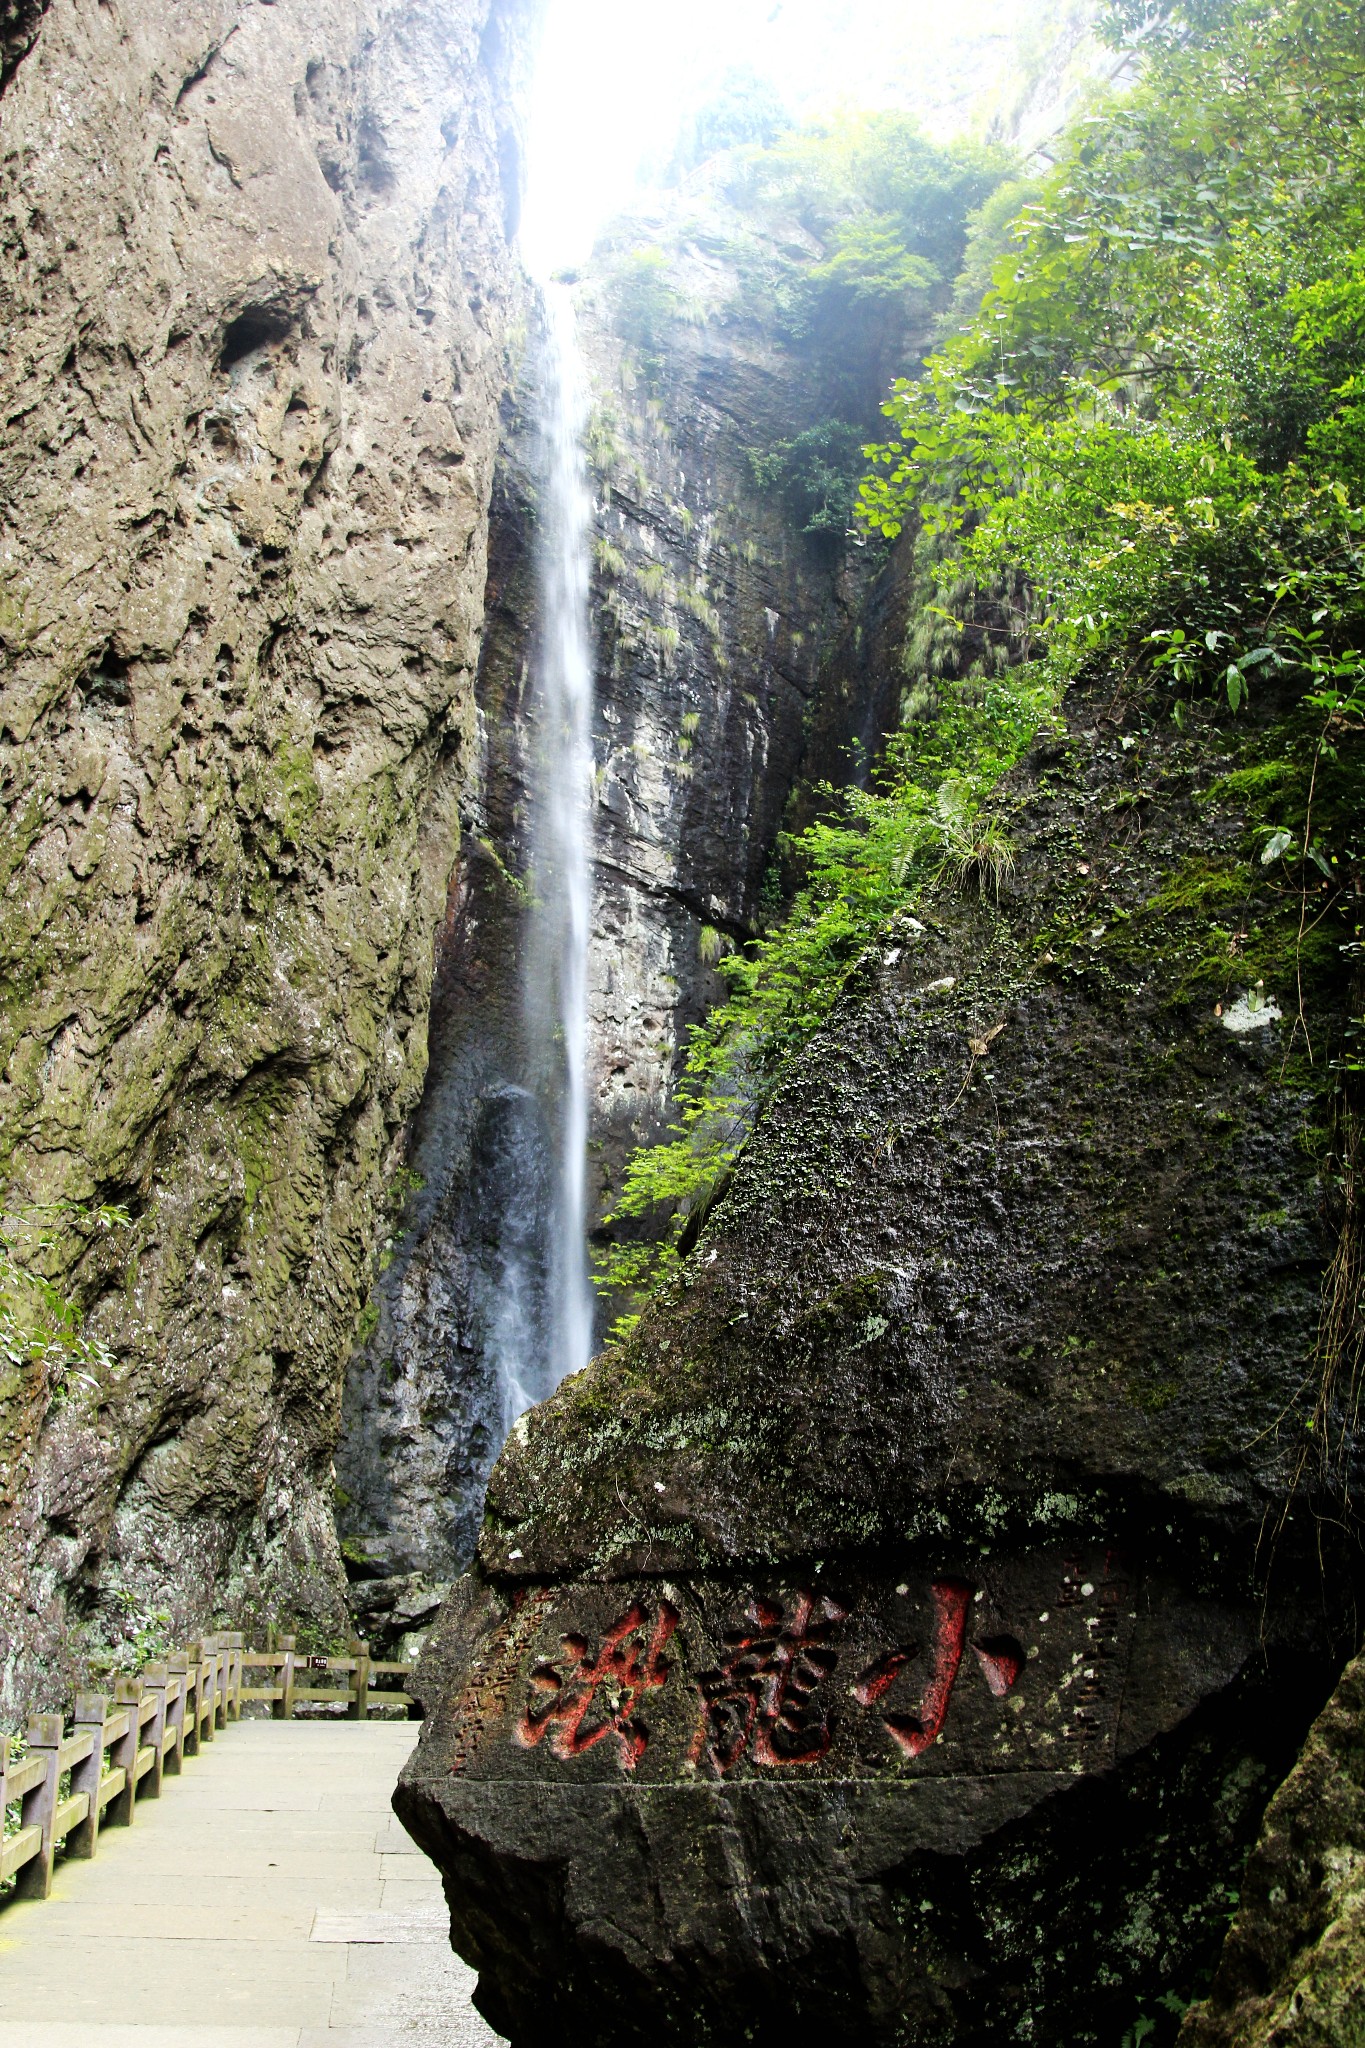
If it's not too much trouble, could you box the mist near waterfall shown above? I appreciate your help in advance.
[520,0,1065,271]
[491,289,597,1430]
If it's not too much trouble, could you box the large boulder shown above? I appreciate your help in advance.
[398,667,1356,2046]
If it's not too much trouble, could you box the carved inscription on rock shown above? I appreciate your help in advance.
[447,1586,556,1778]
[691,1592,846,1770]
[516,1601,679,1771]
[442,1553,1184,1785]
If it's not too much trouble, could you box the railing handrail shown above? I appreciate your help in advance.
[1,1629,414,1905]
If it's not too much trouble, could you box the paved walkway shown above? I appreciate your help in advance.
[0,1719,503,2047]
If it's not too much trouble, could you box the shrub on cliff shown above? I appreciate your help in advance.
[0,1202,129,1402]
[596,0,1365,1344]
[735,110,1011,414]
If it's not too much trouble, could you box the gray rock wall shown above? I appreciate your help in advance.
[1181,1651,1365,2048]
[335,191,913,1621]
[0,0,537,1708]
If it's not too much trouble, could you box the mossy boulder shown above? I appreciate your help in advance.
[399,667,1356,2048]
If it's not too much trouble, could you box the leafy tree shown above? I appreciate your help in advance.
[667,67,792,182]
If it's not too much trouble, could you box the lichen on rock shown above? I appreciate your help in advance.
[1181,1653,1365,2048]
[0,0,537,1708]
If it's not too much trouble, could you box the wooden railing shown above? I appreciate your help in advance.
[1,1631,413,1903]
[241,1635,415,1718]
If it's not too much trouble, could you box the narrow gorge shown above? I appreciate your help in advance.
[2,2,1363,2045]
[334,156,921,1640]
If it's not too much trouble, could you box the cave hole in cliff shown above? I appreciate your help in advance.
[356,113,395,198]
[77,641,131,709]
[219,305,295,372]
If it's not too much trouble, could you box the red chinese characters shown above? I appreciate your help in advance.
[512,1576,1036,1777]
[691,1591,847,1770]
[516,1602,679,1771]
[854,1579,973,1758]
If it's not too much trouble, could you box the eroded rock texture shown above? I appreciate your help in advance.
[398,668,1353,2047]
[1182,1652,1365,2048]
[0,0,535,1706]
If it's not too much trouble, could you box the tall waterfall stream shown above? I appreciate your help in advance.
[492,288,597,1431]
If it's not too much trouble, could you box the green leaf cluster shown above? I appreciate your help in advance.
[859,0,1365,725]
[0,1201,130,1395]
[747,420,867,542]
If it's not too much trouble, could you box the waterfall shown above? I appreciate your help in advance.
[495,286,596,1432]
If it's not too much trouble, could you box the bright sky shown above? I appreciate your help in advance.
[520,0,1050,274]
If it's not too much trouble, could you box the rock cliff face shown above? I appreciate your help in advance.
[0,0,536,1707]
[1182,1651,1365,2048]
[397,663,1353,2046]
[335,186,912,1624]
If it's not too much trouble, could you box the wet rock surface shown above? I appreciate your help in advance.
[0,0,536,1705]
[337,186,913,1592]
[399,670,1355,2045]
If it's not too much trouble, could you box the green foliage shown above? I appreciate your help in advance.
[598,0,1365,1347]
[748,420,866,541]
[595,667,1050,1333]
[0,1201,130,1396]
[856,0,1365,980]
[945,177,1045,333]
[606,249,684,392]
[739,112,1008,282]
[859,0,1365,721]
[585,402,623,475]
[667,66,792,182]
[731,111,1013,413]
[85,1586,175,1679]
[594,538,627,579]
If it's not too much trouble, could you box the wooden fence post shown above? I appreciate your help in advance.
[200,1630,215,1728]
[106,1676,142,1828]
[182,1643,202,1756]
[14,1714,62,1898]
[198,1639,217,1744]
[226,1632,244,1719]
[141,1665,169,1798]
[210,1630,227,1728]
[67,1695,109,1858]
[165,1653,189,1773]
[349,1637,371,1721]
[274,1634,297,1720]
